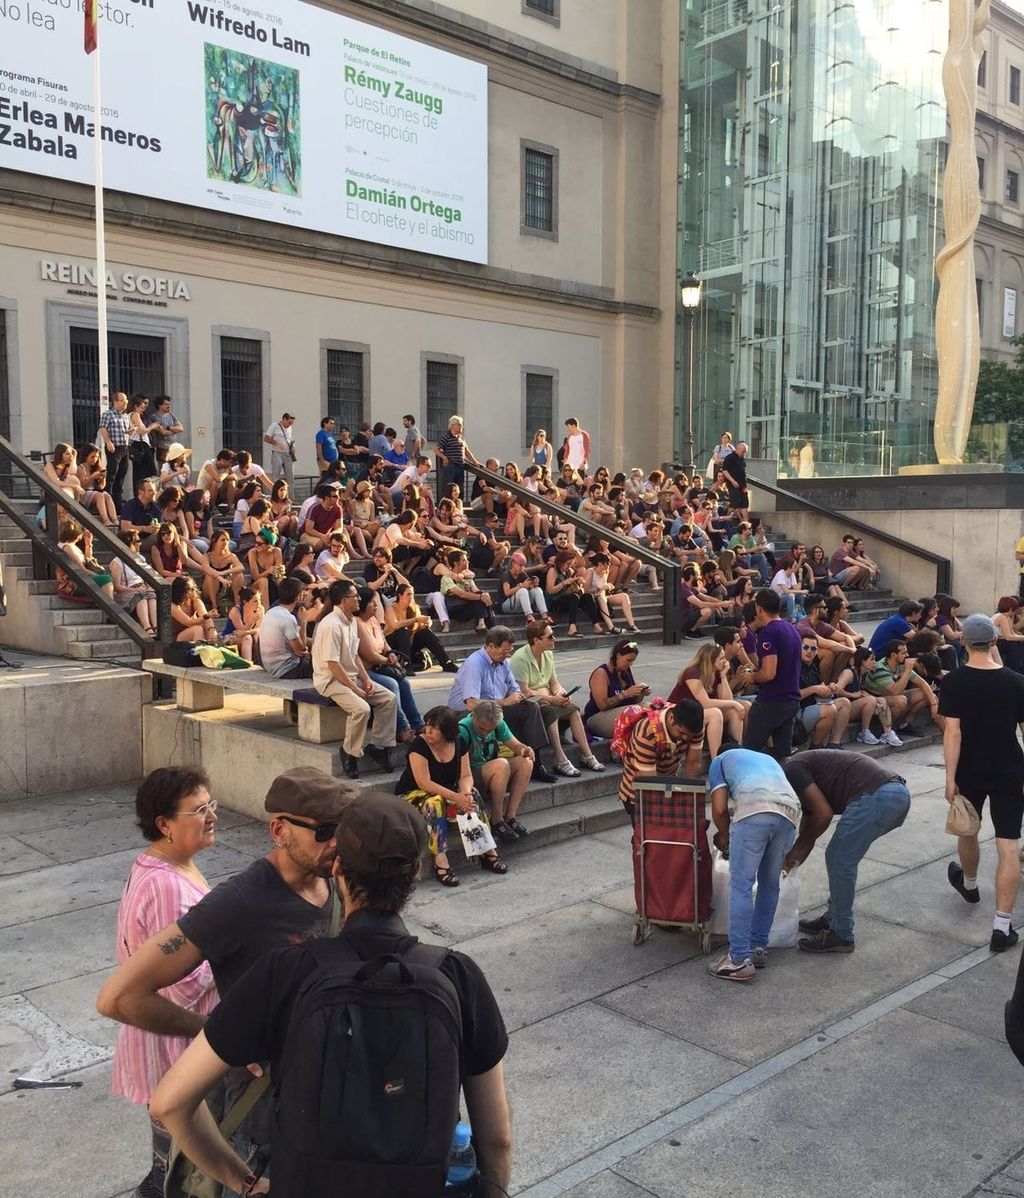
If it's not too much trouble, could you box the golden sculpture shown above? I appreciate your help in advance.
[933,0,990,464]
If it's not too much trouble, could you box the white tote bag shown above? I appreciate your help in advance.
[457,811,496,858]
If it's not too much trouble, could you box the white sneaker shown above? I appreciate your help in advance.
[856,730,880,745]
[880,730,903,747]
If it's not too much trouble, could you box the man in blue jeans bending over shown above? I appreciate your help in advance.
[707,748,801,981]
[783,749,910,954]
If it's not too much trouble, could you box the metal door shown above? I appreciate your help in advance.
[69,328,166,446]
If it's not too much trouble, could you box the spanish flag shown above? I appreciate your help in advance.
[84,0,98,53]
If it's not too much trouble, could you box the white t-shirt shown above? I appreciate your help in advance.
[296,495,319,530]
[315,548,350,580]
[565,432,586,470]
[196,460,226,492]
[771,568,797,594]
[260,605,302,676]
[390,463,422,495]
[266,421,292,453]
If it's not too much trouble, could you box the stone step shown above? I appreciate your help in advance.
[0,537,28,552]
[447,793,629,867]
[48,607,108,625]
[57,622,129,642]
[66,638,141,660]
[0,550,32,568]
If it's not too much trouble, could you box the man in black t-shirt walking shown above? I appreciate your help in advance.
[940,614,1024,951]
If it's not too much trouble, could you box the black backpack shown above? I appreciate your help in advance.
[271,936,463,1198]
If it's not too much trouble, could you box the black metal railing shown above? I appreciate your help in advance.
[749,473,952,595]
[0,433,172,657]
[462,463,684,645]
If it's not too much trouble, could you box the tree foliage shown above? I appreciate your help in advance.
[970,335,1024,463]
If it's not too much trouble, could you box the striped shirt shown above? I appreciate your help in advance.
[436,431,465,467]
[618,709,697,807]
[111,853,217,1104]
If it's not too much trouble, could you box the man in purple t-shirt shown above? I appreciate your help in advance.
[743,588,804,760]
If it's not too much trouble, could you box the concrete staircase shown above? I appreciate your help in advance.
[0,505,144,662]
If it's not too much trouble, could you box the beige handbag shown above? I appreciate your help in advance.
[945,793,981,837]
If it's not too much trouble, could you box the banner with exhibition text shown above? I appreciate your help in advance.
[0,0,489,263]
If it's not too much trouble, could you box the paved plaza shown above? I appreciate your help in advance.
[2,641,1024,1196]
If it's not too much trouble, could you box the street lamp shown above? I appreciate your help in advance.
[679,271,702,477]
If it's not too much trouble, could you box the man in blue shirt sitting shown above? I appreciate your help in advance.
[448,625,558,787]
[868,601,922,657]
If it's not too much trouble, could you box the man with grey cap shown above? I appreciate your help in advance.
[153,793,512,1198]
[940,613,1024,951]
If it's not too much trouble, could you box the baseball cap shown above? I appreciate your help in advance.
[335,793,426,877]
[282,412,295,419]
[962,613,997,647]
[264,768,358,821]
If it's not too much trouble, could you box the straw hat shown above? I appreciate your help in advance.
[165,442,192,461]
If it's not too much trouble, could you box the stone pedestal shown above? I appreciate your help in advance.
[297,702,348,744]
[774,472,1024,613]
[898,463,1004,476]
[176,678,225,712]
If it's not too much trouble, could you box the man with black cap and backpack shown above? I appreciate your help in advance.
[152,792,512,1198]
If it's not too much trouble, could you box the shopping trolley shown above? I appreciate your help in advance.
[630,774,713,952]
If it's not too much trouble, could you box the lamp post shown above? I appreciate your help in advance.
[679,271,702,477]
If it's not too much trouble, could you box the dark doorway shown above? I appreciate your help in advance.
[69,328,166,446]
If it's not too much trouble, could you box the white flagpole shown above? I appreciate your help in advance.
[92,39,109,425]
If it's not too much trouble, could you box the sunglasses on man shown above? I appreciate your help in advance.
[278,815,339,842]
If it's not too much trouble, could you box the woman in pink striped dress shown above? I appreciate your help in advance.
[111,767,219,1198]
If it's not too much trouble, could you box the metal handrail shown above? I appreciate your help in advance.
[748,473,952,594]
[461,463,685,645]
[0,433,172,655]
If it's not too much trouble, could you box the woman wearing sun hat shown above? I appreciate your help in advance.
[159,443,193,491]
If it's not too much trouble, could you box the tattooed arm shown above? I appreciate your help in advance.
[96,922,208,1036]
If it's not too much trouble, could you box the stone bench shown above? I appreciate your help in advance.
[142,661,347,744]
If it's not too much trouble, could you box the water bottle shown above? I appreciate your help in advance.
[445,1121,477,1192]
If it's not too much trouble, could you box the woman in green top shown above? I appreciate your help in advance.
[509,620,607,776]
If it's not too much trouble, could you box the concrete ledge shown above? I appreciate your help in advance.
[0,652,148,800]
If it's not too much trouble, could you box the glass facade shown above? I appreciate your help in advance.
[679,0,948,477]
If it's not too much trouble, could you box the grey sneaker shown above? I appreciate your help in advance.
[856,729,880,745]
[751,946,769,969]
[708,953,756,981]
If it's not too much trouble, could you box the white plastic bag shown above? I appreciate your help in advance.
[709,848,731,936]
[705,832,801,947]
[768,867,801,948]
[457,811,496,858]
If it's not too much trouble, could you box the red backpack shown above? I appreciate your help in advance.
[610,697,669,761]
